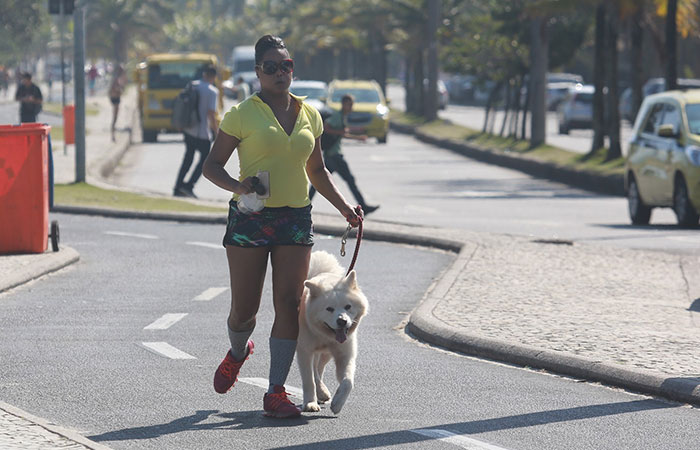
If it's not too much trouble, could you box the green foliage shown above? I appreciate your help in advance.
[0,0,51,65]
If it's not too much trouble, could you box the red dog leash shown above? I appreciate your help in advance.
[340,205,364,276]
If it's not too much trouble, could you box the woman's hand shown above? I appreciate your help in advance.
[342,204,364,228]
[233,176,258,195]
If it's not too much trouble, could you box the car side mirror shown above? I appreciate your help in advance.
[320,96,327,103]
[657,123,679,138]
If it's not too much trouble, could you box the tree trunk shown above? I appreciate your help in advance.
[412,50,425,116]
[665,0,678,90]
[499,80,512,137]
[424,0,440,120]
[403,55,412,113]
[520,75,530,140]
[510,76,522,137]
[630,7,644,122]
[529,17,548,148]
[590,3,606,156]
[605,2,621,161]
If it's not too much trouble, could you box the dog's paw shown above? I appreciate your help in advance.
[316,385,331,403]
[330,379,352,414]
[302,402,321,412]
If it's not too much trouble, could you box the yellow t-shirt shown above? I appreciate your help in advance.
[219,93,323,208]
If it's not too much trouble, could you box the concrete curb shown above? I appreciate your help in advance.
[0,246,80,294]
[390,121,626,197]
[0,401,112,450]
[406,242,700,407]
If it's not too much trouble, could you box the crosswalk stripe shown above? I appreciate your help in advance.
[104,231,159,239]
[186,241,222,249]
[193,287,229,301]
[144,313,188,330]
[238,377,303,399]
[410,429,511,450]
[141,342,196,360]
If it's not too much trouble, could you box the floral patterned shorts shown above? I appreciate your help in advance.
[222,200,314,248]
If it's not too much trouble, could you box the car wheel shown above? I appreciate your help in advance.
[673,176,700,228]
[628,176,652,225]
[377,134,387,144]
[143,129,158,143]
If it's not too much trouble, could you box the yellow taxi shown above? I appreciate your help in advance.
[134,53,229,142]
[625,89,700,227]
[326,79,389,143]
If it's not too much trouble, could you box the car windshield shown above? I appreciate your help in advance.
[148,62,205,89]
[291,87,326,100]
[687,104,700,135]
[331,88,380,103]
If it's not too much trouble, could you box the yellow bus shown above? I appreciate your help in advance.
[134,53,230,142]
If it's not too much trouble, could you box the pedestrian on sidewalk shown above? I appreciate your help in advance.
[233,76,250,103]
[14,72,42,123]
[173,64,220,198]
[308,94,379,214]
[109,64,127,142]
[202,34,362,418]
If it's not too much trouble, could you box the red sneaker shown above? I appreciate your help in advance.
[213,341,254,394]
[263,385,301,418]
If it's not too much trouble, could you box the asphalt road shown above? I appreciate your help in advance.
[2,214,700,450]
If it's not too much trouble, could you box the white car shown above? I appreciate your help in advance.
[290,80,330,117]
[557,84,594,134]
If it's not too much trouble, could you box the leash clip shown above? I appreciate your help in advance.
[340,224,352,257]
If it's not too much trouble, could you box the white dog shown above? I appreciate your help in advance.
[297,250,369,414]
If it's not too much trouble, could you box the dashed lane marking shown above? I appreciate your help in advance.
[186,241,222,249]
[141,342,196,359]
[410,429,511,450]
[193,287,229,301]
[239,377,303,399]
[104,231,159,239]
[144,313,188,330]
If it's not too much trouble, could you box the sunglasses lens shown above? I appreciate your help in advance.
[280,60,294,73]
[262,61,278,75]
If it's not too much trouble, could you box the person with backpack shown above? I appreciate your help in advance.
[308,94,379,214]
[173,64,219,198]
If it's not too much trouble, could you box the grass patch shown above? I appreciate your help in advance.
[391,110,624,176]
[54,182,226,213]
[43,102,99,116]
[49,126,63,143]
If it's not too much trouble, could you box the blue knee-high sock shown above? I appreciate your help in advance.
[228,325,254,361]
[268,337,297,393]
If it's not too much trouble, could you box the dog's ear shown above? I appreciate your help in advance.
[304,280,322,299]
[341,270,358,291]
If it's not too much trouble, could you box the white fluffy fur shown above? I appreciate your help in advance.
[297,250,369,414]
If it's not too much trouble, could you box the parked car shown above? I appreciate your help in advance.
[547,72,583,84]
[557,84,594,134]
[326,79,389,143]
[547,81,577,111]
[625,89,700,227]
[290,80,330,118]
[422,79,449,110]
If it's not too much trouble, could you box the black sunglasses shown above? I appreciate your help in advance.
[256,59,294,75]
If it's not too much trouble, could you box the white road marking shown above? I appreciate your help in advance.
[410,429,511,450]
[193,287,229,302]
[144,313,188,330]
[104,231,159,239]
[141,342,196,359]
[239,377,303,399]
[186,241,222,249]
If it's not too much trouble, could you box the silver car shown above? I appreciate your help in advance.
[557,84,594,134]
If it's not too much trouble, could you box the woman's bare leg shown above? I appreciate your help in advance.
[270,245,311,339]
[225,246,269,332]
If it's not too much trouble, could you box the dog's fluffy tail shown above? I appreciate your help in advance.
[308,250,345,279]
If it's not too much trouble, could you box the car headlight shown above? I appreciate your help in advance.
[685,145,700,166]
[148,96,160,110]
[376,104,389,117]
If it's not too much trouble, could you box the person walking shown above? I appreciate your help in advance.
[173,64,220,198]
[14,72,42,123]
[202,34,362,418]
[308,94,379,214]
[234,76,250,102]
[109,64,127,142]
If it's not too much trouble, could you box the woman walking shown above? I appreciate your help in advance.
[202,35,361,418]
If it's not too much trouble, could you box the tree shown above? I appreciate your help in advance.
[529,15,547,147]
[590,3,606,155]
[605,1,622,161]
[665,0,679,90]
[0,1,51,66]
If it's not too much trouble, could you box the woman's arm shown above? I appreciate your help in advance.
[202,130,255,195]
[306,138,361,225]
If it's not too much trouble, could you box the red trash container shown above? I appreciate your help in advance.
[63,105,75,145]
[0,123,51,254]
